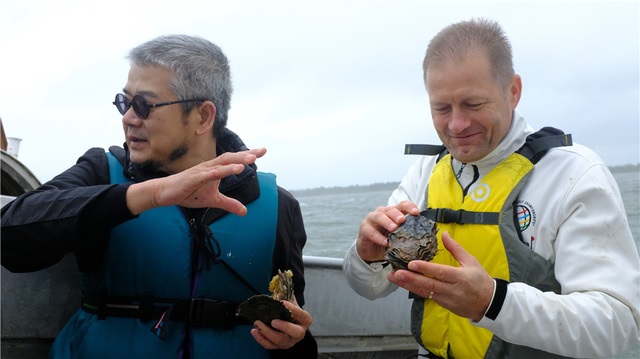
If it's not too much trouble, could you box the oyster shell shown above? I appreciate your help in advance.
[237,295,293,327]
[385,215,439,270]
[237,269,294,327]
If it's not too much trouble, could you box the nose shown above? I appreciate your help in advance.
[448,107,469,134]
[121,107,143,127]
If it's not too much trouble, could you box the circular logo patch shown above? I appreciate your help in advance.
[471,183,490,202]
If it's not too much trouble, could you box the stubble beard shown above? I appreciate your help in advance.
[134,143,189,174]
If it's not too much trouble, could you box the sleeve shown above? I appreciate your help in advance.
[1,147,136,273]
[272,187,308,306]
[343,156,435,299]
[343,242,397,300]
[477,160,640,357]
[271,187,319,358]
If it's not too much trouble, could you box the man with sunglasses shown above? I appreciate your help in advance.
[1,35,317,358]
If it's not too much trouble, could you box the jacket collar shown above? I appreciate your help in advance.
[452,111,535,186]
[452,111,535,170]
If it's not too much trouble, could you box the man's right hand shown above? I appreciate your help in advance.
[355,201,420,262]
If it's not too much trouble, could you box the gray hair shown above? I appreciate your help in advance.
[423,18,514,91]
[127,34,232,139]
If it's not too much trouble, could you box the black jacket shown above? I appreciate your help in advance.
[1,129,317,358]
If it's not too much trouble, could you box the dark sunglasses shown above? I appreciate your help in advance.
[113,93,209,119]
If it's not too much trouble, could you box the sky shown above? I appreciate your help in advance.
[1,0,638,191]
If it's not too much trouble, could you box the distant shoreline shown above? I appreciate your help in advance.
[291,163,639,195]
[291,181,400,197]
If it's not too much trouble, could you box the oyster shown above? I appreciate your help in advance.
[237,269,294,327]
[385,215,439,270]
[269,269,294,301]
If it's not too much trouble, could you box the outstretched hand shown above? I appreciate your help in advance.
[126,148,267,216]
[387,231,495,322]
[250,300,313,350]
[355,201,420,262]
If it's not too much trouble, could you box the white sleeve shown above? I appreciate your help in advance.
[342,156,435,299]
[476,158,640,357]
[342,242,396,300]
[388,156,434,209]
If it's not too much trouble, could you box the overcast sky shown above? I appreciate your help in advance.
[1,0,638,190]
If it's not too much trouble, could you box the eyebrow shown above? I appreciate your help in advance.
[122,88,159,99]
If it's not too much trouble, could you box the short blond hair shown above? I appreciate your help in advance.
[423,18,515,90]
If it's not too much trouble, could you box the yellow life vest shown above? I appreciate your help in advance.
[408,127,571,358]
[417,153,532,358]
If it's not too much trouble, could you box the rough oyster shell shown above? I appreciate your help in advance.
[237,295,293,327]
[385,215,439,270]
[237,269,294,327]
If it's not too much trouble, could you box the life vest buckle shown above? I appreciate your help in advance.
[435,208,463,224]
[188,298,206,326]
[185,298,239,328]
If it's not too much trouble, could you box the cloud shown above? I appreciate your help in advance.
[1,0,637,190]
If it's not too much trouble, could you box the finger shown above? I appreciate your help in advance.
[207,163,246,179]
[407,258,451,284]
[248,147,267,158]
[213,148,266,166]
[213,195,247,216]
[250,325,279,350]
[378,201,421,229]
[358,220,391,247]
[387,268,436,299]
[395,200,421,216]
[252,320,299,349]
[282,301,313,328]
[441,231,478,267]
[380,206,403,221]
[371,208,405,234]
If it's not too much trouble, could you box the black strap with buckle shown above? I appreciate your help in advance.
[170,298,248,328]
[420,208,500,225]
[81,294,250,328]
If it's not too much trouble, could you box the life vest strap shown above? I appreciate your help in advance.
[404,144,447,156]
[421,208,500,225]
[81,295,249,328]
[404,127,572,164]
[516,127,572,164]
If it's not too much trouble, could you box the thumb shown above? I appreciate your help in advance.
[441,231,475,267]
[217,195,248,216]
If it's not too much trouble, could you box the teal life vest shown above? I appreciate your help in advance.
[49,150,279,359]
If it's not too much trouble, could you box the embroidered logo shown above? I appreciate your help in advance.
[471,183,490,202]
[516,204,532,231]
[517,201,536,231]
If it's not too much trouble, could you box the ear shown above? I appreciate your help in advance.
[195,101,217,136]
[509,74,522,109]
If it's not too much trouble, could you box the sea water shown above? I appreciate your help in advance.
[294,168,640,358]
[296,169,639,259]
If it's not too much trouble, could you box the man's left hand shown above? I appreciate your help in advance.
[387,231,495,322]
[250,300,313,350]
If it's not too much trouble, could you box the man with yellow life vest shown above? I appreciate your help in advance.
[343,19,640,358]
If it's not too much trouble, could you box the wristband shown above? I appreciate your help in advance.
[485,278,509,320]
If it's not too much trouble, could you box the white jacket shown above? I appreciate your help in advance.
[343,112,640,357]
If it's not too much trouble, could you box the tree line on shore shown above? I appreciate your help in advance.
[292,163,639,196]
